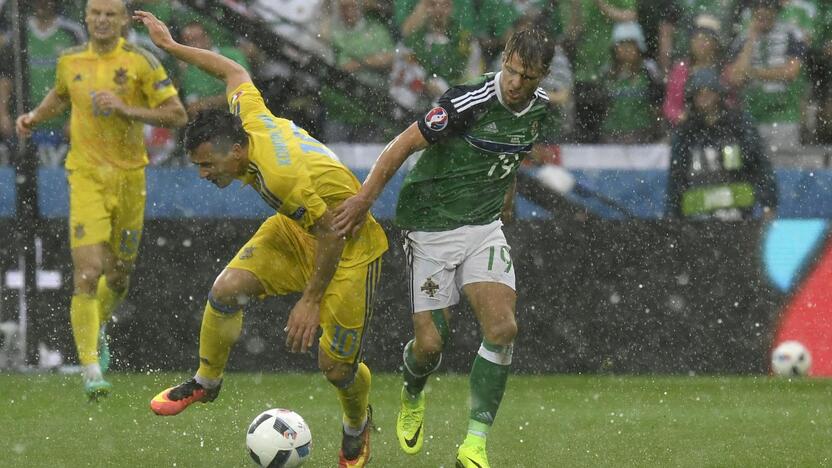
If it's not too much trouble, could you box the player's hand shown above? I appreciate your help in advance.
[133,10,176,51]
[333,195,372,238]
[15,112,35,138]
[284,297,320,353]
[93,91,126,116]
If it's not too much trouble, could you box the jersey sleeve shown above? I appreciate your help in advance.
[138,52,178,108]
[54,56,69,97]
[416,86,478,144]
[228,81,268,125]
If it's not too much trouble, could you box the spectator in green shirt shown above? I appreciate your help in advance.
[177,21,250,118]
[402,0,481,102]
[600,21,664,143]
[320,0,395,142]
[726,0,807,151]
[395,0,477,37]
[810,0,832,142]
[18,0,85,166]
[564,0,637,142]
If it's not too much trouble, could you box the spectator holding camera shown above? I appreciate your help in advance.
[667,68,777,221]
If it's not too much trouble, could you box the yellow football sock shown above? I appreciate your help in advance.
[96,275,126,324]
[337,362,372,430]
[70,294,100,365]
[196,301,243,382]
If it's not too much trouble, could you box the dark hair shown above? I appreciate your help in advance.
[184,109,247,153]
[503,27,555,74]
[685,67,725,106]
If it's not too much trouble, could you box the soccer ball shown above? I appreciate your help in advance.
[246,409,312,468]
[771,340,811,377]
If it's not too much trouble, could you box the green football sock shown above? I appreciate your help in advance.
[467,340,512,438]
[402,339,441,398]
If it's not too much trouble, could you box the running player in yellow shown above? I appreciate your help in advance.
[16,0,187,400]
[135,11,387,467]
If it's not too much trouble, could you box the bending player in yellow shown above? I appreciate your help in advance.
[135,11,387,467]
[16,0,187,400]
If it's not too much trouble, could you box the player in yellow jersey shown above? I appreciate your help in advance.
[135,11,388,467]
[15,0,187,400]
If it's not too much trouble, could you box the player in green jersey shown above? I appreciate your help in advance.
[334,28,556,468]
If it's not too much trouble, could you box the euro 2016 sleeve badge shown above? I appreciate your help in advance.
[424,107,448,132]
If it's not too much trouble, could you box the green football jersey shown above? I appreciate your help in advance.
[28,17,85,130]
[396,73,552,231]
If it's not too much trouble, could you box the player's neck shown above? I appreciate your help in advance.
[91,37,120,55]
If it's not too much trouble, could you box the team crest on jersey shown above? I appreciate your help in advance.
[425,107,448,131]
[113,67,128,86]
[74,224,85,239]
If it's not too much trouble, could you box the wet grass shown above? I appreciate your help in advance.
[1,373,831,467]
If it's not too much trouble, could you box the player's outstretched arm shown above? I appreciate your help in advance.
[285,210,346,354]
[15,88,69,138]
[333,122,428,237]
[133,10,251,95]
[93,92,187,128]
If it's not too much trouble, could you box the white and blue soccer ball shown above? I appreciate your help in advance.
[771,340,812,377]
[246,408,312,468]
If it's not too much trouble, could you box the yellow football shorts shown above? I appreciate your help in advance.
[67,166,145,262]
[227,214,382,364]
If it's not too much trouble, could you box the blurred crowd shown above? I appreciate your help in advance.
[0,0,831,167]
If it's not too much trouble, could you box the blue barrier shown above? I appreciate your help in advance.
[2,166,831,220]
[0,167,13,218]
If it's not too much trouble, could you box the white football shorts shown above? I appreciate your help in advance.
[403,220,516,313]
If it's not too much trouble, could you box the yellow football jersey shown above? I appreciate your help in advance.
[229,82,388,268]
[55,38,178,170]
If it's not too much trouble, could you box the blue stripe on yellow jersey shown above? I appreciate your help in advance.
[228,82,388,267]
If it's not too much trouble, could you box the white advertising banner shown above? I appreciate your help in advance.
[329,143,671,171]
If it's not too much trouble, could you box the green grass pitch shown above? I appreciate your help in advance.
[1,373,832,467]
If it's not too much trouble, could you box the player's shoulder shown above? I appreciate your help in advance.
[443,73,497,100]
[121,41,164,70]
[533,87,550,108]
[441,73,498,114]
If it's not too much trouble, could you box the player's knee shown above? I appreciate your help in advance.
[484,319,518,346]
[105,271,130,293]
[74,265,103,292]
[414,335,444,357]
[321,362,354,388]
[209,279,248,310]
